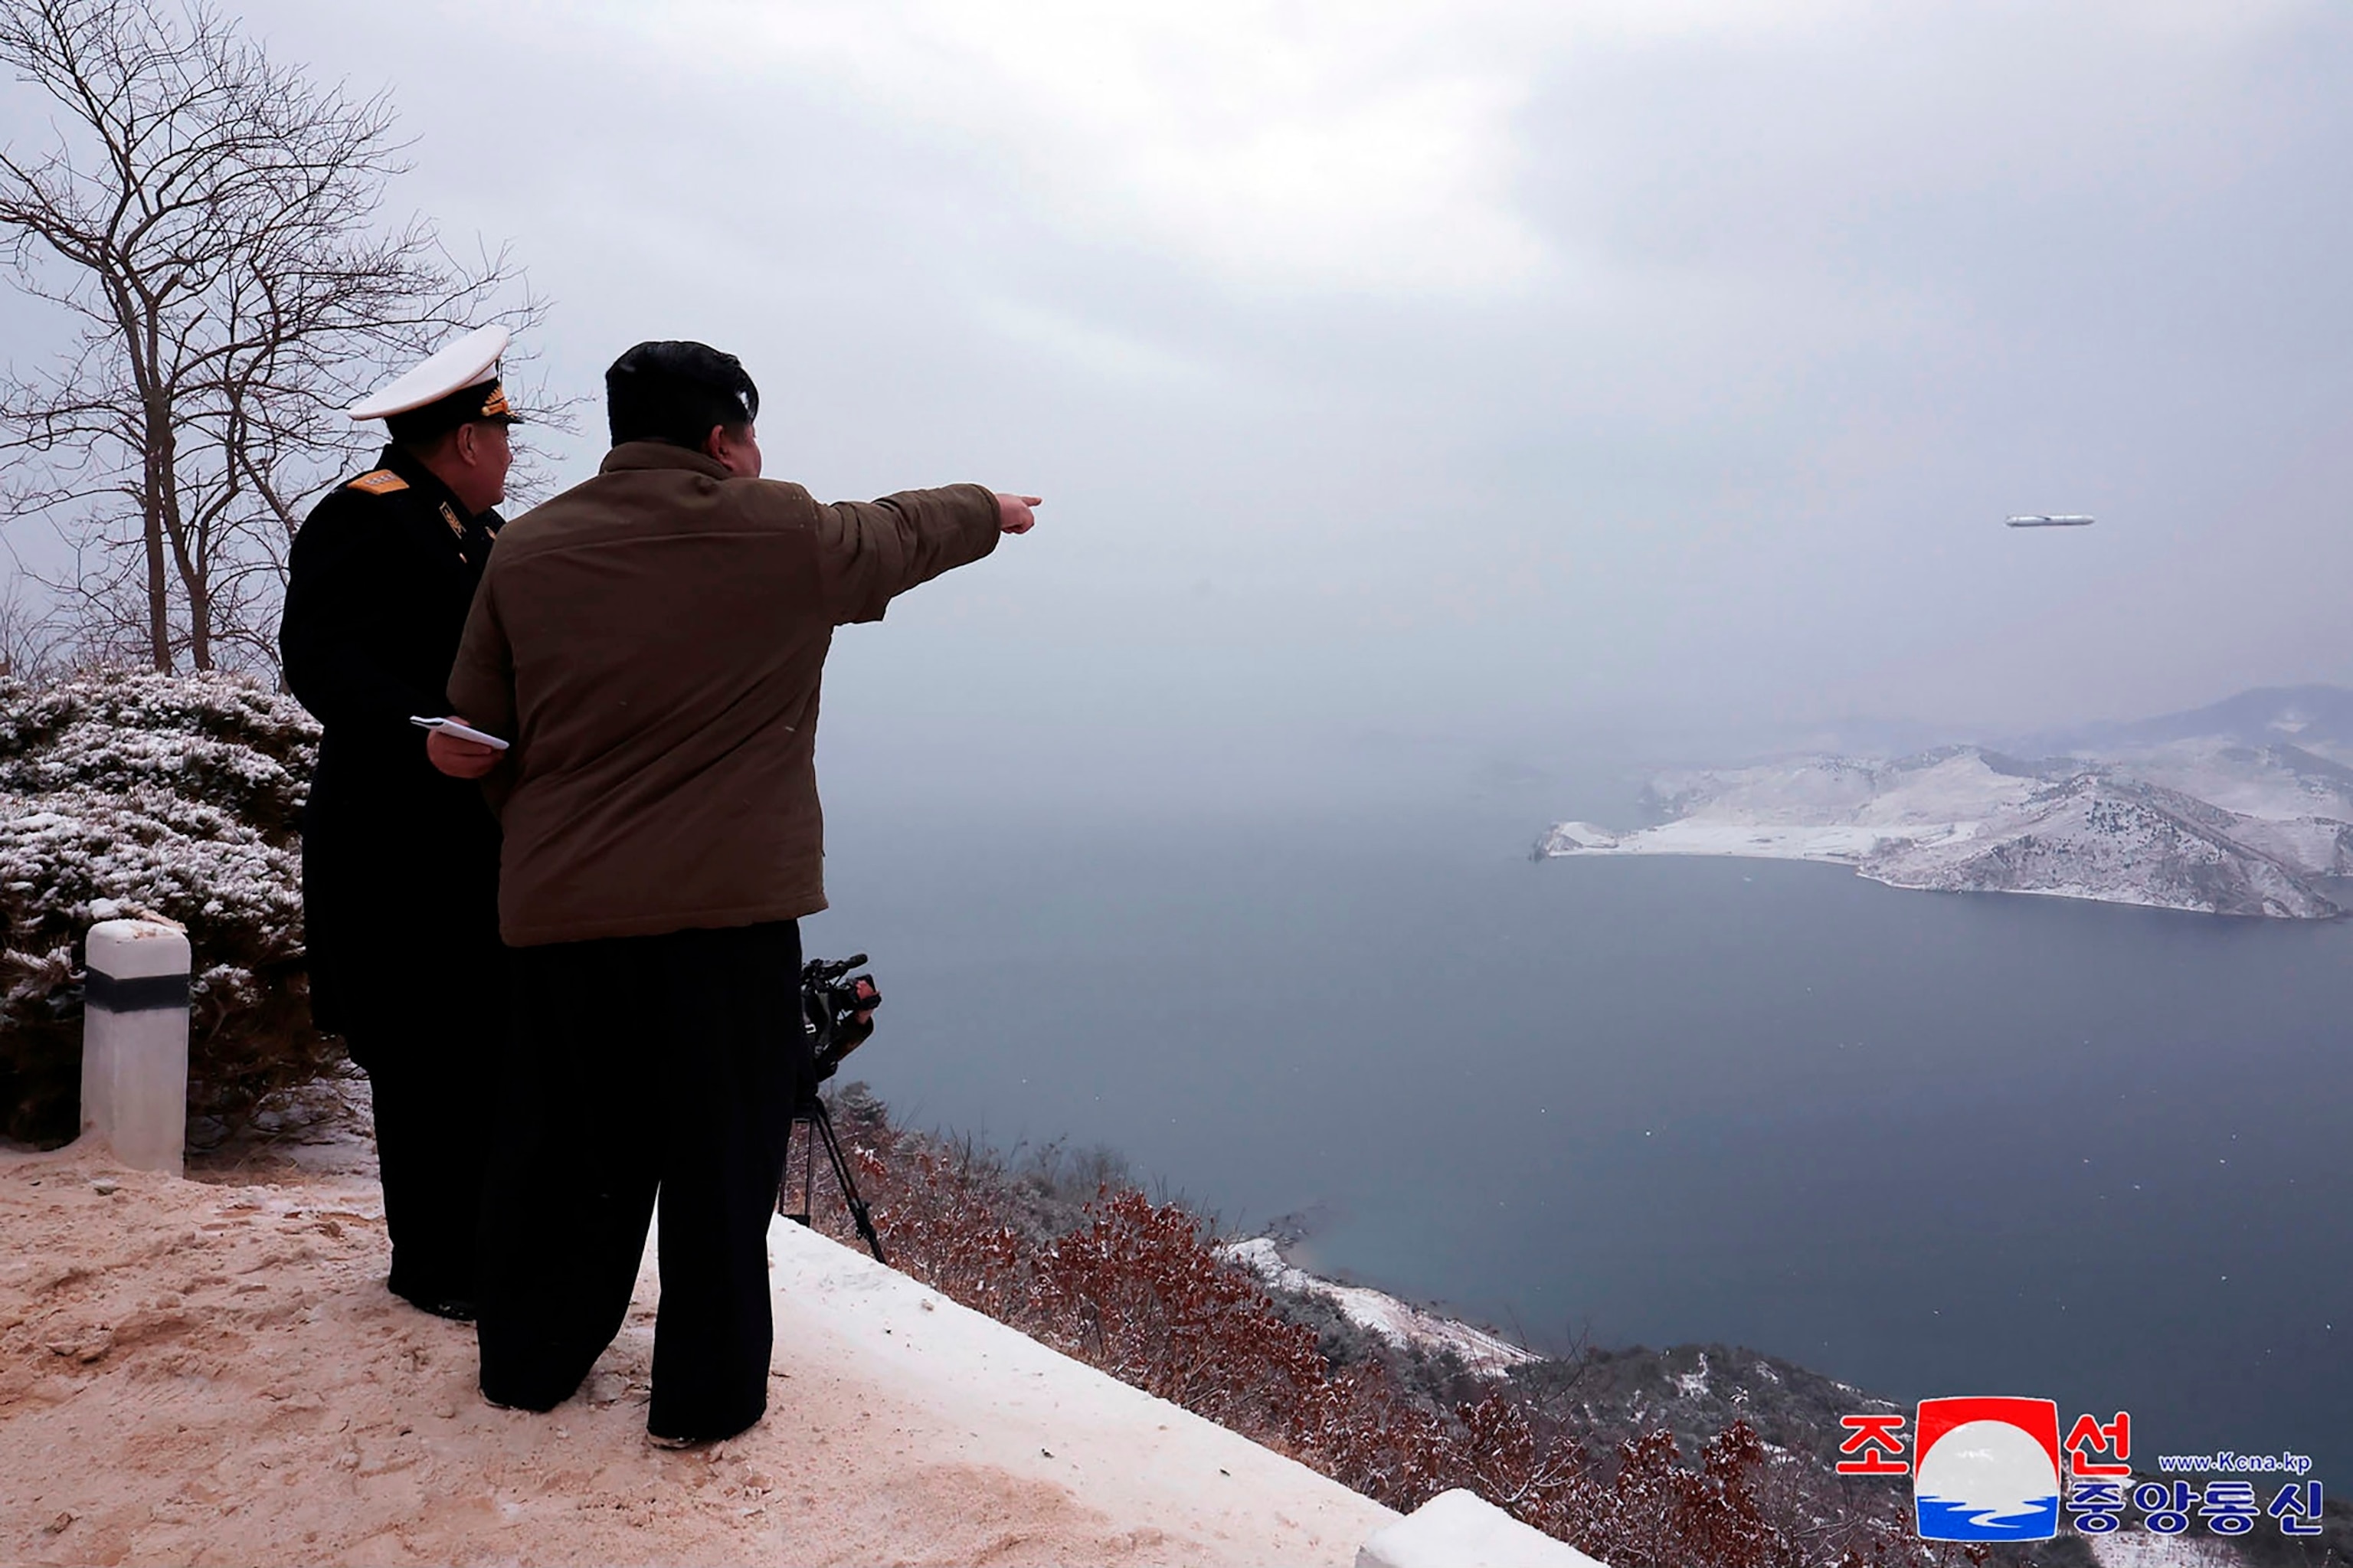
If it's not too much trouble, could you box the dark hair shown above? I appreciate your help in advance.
[605,340,761,450]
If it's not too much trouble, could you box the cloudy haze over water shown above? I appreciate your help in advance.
[6,2,2351,797]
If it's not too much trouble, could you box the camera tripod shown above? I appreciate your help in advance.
[780,1090,888,1265]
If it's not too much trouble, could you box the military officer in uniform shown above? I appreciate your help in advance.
[280,326,520,1320]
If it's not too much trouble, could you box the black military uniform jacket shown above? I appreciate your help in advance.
[280,444,506,1041]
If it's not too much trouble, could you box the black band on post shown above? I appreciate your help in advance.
[83,971,191,1013]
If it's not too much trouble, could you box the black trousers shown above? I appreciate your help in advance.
[476,920,808,1442]
[347,977,505,1309]
[361,1038,493,1308]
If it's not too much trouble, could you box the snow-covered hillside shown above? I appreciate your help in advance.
[1539,738,2353,919]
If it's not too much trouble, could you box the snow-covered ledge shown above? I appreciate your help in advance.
[1357,1489,1607,1568]
[764,1213,1399,1563]
[80,918,192,1175]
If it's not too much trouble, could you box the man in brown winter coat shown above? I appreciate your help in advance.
[431,339,1037,1444]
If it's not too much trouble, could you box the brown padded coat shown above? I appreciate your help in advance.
[445,441,1001,947]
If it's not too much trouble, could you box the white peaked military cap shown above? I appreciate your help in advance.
[345,324,517,433]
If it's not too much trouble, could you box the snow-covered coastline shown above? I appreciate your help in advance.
[1219,1237,1539,1375]
[1539,724,2353,920]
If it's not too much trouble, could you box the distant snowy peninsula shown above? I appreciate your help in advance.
[1538,689,2353,919]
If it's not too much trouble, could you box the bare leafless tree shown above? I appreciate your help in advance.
[0,561,61,679]
[0,0,562,677]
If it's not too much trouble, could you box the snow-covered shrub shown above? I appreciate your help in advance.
[0,669,326,1145]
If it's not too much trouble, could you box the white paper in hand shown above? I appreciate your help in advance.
[410,715,510,751]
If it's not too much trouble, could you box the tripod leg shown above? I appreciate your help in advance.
[779,1112,817,1229]
[807,1102,889,1265]
[803,1106,819,1221]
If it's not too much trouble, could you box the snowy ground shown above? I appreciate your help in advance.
[0,1134,1394,1566]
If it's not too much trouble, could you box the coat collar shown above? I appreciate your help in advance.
[377,441,502,549]
[598,440,731,481]
[378,442,479,523]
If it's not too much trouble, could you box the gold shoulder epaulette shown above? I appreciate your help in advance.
[347,469,409,495]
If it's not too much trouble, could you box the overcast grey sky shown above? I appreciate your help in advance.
[7,2,2351,793]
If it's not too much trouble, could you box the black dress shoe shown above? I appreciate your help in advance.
[391,1285,477,1321]
[647,1410,761,1449]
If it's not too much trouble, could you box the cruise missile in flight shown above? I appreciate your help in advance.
[2005,515,2095,528]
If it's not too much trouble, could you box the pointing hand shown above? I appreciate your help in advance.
[995,493,1042,535]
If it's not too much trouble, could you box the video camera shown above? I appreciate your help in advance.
[789,951,887,1262]
[800,952,879,1085]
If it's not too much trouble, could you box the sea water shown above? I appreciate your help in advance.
[817,785,2353,1487]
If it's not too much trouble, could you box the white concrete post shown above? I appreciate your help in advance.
[80,918,193,1175]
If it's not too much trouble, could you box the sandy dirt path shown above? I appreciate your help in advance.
[0,1134,1392,1566]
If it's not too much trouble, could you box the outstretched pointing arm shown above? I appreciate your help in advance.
[817,485,1039,624]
